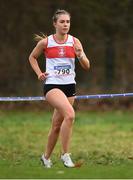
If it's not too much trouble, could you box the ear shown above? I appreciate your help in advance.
[53,22,56,28]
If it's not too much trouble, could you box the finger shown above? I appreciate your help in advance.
[75,46,82,53]
[41,74,46,79]
[40,76,45,81]
[39,73,49,81]
[38,73,44,80]
[45,72,49,76]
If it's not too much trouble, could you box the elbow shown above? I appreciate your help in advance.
[29,55,32,63]
[29,55,34,64]
[87,63,90,70]
[84,62,90,71]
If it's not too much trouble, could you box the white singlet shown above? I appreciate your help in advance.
[44,34,76,84]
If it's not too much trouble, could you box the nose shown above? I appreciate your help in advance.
[64,23,67,27]
[64,21,69,26]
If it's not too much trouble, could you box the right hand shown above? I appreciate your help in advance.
[38,72,49,81]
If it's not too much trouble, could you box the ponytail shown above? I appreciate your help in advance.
[34,32,47,42]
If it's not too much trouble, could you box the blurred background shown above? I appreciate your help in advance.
[0,0,133,99]
[1,1,133,178]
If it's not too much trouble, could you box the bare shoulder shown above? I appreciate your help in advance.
[73,37,82,45]
[73,37,80,42]
[36,38,48,49]
[73,37,83,48]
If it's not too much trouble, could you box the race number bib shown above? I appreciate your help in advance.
[54,64,72,76]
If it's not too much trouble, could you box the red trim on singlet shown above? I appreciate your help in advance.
[45,37,48,48]
[53,34,68,44]
[72,36,76,45]
[45,46,75,58]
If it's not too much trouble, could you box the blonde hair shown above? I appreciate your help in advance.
[34,33,47,42]
[34,9,70,42]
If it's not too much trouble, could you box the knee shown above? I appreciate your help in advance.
[65,108,75,125]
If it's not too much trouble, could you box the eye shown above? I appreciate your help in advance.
[59,20,70,23]
[60,20,65,23]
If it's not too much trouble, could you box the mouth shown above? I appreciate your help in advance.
[63,28,69,31]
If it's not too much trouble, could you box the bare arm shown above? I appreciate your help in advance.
[29,38,48,80]
[74,38,90,70]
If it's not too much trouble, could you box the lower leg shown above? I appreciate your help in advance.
[60,116,75,168]
[60,97,75,154]
[44,128,60,159]
[44,110,63,159]
[60,119,73,154]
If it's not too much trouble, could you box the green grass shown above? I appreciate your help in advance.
[0,110,133,178]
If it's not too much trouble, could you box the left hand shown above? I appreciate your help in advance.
[74,44,84,59]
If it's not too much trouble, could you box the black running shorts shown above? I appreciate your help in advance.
[43,84,76,97]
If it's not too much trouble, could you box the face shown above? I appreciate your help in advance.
[53,14,70,35]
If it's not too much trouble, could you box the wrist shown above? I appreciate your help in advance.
[38,72,43,78]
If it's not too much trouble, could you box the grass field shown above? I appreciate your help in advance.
[0,109,133,178]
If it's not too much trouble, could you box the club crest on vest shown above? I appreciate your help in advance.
[58,46,66,57]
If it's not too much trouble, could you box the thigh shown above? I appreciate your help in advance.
[46,88,75,117]
[68,96,75,106]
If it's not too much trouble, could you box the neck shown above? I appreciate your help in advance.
[54,33,67,42]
